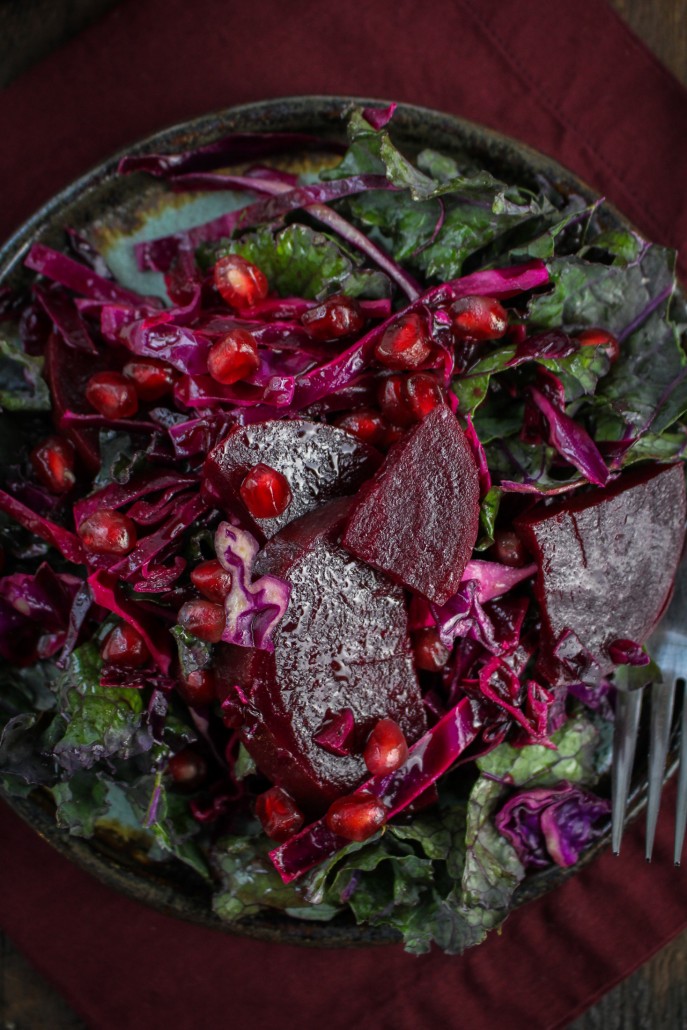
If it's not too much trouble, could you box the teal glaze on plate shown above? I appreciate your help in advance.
[99,190,250,299]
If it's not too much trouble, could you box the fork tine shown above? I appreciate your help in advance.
[645,679,676,861]
[612,687,644,855]
[674,681,687,865]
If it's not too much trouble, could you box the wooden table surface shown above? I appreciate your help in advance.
[1,1,687,1027]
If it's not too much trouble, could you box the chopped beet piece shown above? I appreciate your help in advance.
[516,463,686,673]
[214,500,426,813]
[341,407,480,605]
[203,418,380,539]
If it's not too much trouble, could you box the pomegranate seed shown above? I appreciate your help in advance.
[256,786,305,842]
[85,371,139,419]
[30,436,76,494]
[207,328,260,385]
[190,559,233,603]
[413,628,451,672]
[334,409,389,449]
[239,463,292,519]
[122,358,175,401]
[164,264,197,306]
[325,792,388,842]
[405,373,444,420]
[577,327,620,362]
[179,668,217,706]
[383,424,406,446]
[450,296,508,341]
[101,622,150,667]
[177,599,226,643]
[168,748,208,790]
[374,313,433,370]
[363,718,409,775]
[491,529,528,567]
[213,254,268,309]
[378,373,444,427]
[301,294,365,341]
[378,374,414,426]
[78,509,137,555]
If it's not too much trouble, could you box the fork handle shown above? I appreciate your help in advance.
[612,687,643,855]
[675,681,687,865]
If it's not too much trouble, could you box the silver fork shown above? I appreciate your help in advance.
[611,556,687,864]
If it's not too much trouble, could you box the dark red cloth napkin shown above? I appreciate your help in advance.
[2,1,687,1027]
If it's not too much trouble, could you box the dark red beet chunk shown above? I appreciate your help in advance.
[214,499,426,813]
[516,463,686,673]
[203,419,381,539]
[341,407,480,605]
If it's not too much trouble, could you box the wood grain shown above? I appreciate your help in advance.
[611,0,687,84]
[2,2,687,1029]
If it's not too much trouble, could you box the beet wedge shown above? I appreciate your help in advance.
[216,499,426,813]
[203,418,380,540]
[516,463,686,673]
[341,406,480,605]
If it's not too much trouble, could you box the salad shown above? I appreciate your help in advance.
[0,102,686,955]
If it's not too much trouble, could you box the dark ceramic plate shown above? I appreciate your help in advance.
[0,96,669,947]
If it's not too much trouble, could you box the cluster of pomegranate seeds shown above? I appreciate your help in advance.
[577,327,620,362]
[30,436,76,494]
[239,462,292,519]
[167,748,209,790]
[101,622,150,667]
[213,254,269,309]
[177,599,226,643]
[450,295,509,340]
[190,559,233,603]
[85,371,139,419]
[256,786,305,842]
[178,668,217,707]
[78,509,137,555]
[301,294,365,340]
[412,628,451,673]
[325,792,388,842]
[373,312,433,370]
[207,328,260,385]
[363,718,409,775]
[122,358,176,401]
[491,529,528,567]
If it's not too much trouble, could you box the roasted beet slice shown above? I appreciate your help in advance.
[341,406,480,605]
[45,332,110,472]
[516,463,686,673]
[215,499,426,813]
[202,418,381,539]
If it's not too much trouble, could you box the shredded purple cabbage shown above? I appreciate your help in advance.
[495,783,611,868]
[214,522,291,651]
[530,387,609,486]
